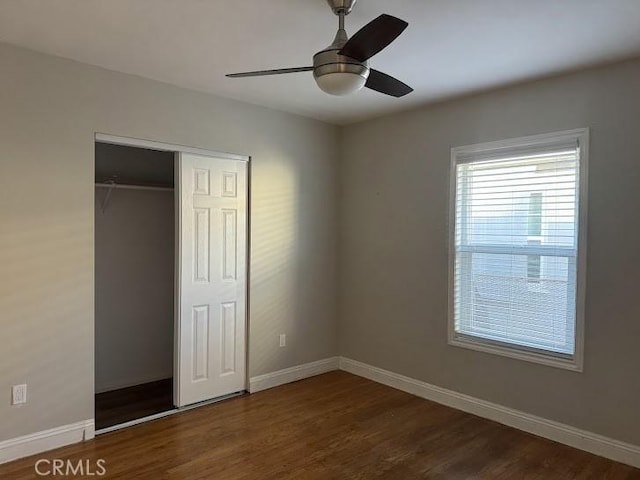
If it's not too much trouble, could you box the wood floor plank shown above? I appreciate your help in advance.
[1,371,638,479]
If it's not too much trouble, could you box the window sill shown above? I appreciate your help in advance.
[448,334,583,372]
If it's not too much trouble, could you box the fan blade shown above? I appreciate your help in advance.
[338,14,408,62]
[226,67,313,78]
[365,69,413,97]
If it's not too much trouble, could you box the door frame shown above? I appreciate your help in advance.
[94,132,251,410]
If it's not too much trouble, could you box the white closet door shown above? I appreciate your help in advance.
[176,152,247,407]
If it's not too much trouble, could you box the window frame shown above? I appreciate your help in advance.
[447,129,589,372]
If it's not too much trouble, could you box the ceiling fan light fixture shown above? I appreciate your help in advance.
[314,71,368,96]
[312,53,369,96]
[315,72,367,96]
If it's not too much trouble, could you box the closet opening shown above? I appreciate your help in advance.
[94,134,249,433]
[94,142,176,431]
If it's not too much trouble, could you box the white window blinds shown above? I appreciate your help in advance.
[452,135,584,358]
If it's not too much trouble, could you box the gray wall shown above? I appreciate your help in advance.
[0,42,339,441]
[94,188,174,393]
[339,58,640,445]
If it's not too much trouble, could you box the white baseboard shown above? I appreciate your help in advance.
[0,420,94,465]
[249,357,339,393]
[339,357,640,469]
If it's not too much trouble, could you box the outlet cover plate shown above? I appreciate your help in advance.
[12,384,27,405]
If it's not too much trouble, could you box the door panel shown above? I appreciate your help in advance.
[176,153,247,407]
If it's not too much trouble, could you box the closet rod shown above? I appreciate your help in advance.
[95,183,174,192]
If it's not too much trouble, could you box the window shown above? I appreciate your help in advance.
[449,129,588,370]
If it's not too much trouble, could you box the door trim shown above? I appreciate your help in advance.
[95,133,250,162]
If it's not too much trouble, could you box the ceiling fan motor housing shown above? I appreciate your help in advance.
[313,27,369,95]
[313,50,369,86]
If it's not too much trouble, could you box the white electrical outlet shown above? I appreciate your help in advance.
[12,384,27,405]
[279,334,286,347]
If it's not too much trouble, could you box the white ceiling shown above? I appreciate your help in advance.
[1,0,640,125]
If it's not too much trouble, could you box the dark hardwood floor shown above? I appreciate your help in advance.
[2,371,638,479]
[95,378,174,430]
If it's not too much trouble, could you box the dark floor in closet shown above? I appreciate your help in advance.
[95,378,174,430]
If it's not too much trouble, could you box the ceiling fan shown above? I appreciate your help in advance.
[226,0,413,98]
